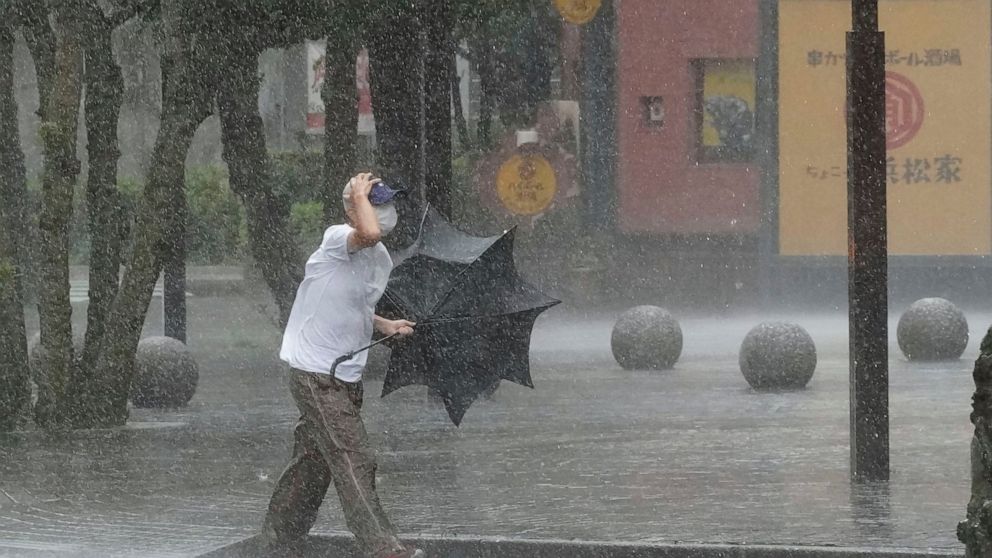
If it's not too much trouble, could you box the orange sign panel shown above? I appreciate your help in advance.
[496,154,558,216]
[778,0,992,256]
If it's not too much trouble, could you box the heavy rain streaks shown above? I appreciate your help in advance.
[0,1,986,557]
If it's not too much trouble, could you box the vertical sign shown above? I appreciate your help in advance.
[778,0,992,256]
[305,41,375,135]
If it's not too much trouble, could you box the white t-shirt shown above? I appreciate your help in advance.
[280,224,393,382]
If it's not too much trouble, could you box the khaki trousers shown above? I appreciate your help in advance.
[262,370,403,557]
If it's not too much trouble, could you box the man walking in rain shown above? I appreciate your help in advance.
[262,172,423,558]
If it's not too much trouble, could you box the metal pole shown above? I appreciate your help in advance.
[756,0,780,307]
[422,0,452,218]
[579,0,616,231]
[847,0,888,482]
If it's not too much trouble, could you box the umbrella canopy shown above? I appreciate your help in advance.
[376,208,560,425]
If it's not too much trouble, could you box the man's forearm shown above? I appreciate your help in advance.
[373,315,388,334]
[352,195,381,242]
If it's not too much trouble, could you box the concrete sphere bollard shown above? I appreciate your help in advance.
[131,336,199,408]
[611,306,683,370]
[897,297,969,361]
[739,322,817,390]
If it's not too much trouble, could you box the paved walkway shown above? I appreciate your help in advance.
[0,297,980,557]
[64,266,241,302]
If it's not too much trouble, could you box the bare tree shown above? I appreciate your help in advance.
[0,21,30,431]
[74,0,128,420]
[367,1,423,248]
[217,39,302,328]
[33,0,86,429]
[9,0,468,428]
[12,0,153,429]
[86,1,215,426]
[320,20,360,225]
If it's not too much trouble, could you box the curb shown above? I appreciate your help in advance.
[65,266,247,297]
[198,534,963,558]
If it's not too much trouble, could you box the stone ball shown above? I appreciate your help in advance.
[897,297,969,361]
[611,306,683,370]
[739,322,817,390]
[131,336,199,408]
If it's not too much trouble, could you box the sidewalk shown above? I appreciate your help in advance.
[0,297,977,557]
[203,534,963,558]
[66,265,246,297]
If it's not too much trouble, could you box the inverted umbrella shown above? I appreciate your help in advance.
[374,207,560,425]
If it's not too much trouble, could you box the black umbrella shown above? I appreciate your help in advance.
[374,207,560,425]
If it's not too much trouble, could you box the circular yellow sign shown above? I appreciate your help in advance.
[554,0,602,25]
[496,154,558,216]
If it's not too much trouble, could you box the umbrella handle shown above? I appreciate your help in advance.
[328,332,402,375]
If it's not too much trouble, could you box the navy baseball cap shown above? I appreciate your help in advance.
[369,182,406,206]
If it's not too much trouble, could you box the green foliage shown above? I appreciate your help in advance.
[23,152,337,266]
[289,201,325,255]
[270,150,323,206]
[184,166,245,264]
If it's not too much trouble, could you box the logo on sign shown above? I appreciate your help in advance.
[885,71,925,149]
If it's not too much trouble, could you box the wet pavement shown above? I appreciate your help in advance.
[0,296,979,557]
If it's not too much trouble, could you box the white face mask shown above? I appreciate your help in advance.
[342,180,398,236]
[375,204,398,235]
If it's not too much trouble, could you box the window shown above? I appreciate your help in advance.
[694,58,756,163]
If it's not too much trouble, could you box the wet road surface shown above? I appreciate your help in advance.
[0,298,978,556]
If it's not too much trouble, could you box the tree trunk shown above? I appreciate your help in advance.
[524,3,556,111]
[86,34,213,427]
[76,1,126,411]
[422,0,452,218]
[217,46,301,328]
[0,24,30,432]
[160,46,189,345]
[959,328,992,556]
[34,2,85,430]
[19,2,56,120]
[367,3,423,248]
[16,2,56,298]
[320,31,358,225]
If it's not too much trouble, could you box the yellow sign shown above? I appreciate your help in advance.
[554,0,602,25]
[778,0,991,256]
[496,154,558,216]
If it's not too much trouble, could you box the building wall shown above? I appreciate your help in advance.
[615,0,760,235]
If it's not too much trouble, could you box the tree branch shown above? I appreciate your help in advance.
[107,0,159,27]
[18,2,57,120]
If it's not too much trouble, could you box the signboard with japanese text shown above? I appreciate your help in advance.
[306,41,375,135]
[778,0,992,256]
